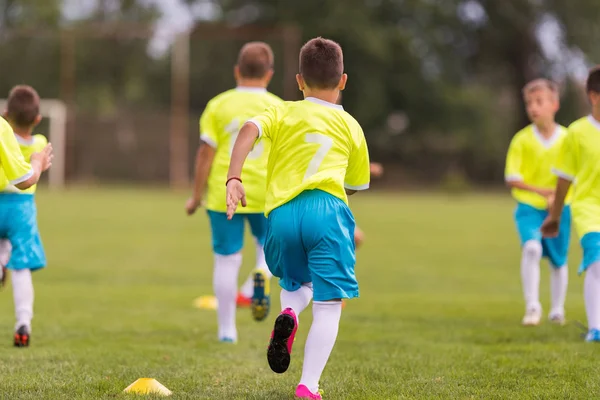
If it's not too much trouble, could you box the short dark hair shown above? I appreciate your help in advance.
[299,37,343,90]
[522,78,559,100]
[237,42,274,79]
[587,66,600,94]
[7,85,40,128]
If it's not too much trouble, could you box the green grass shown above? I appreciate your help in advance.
[0,187,598,399]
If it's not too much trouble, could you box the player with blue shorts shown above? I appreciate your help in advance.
[185,42,283,343]
[543,66,600,342]
[0,85,52,347]
[226,37,370,400]
[505,79,572,327]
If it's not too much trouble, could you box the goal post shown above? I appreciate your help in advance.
[0,99,67,189]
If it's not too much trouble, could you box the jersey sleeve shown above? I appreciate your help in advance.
[0,120,33,185]
[505,135,524,182]
[344,127,371,191]
[248,104,280,141]
[553,128,577,181]
[199,101,218,149]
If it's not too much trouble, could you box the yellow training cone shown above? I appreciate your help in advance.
[123,378,172,396]
[193,295,218,310]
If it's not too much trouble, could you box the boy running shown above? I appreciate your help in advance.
[226,37,370,399]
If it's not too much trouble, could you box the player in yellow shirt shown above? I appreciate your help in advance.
[226,38,370,400]
[542,66,600,342]
[505,79,571,327]
[0,85,53,347]
[185,42,283,343]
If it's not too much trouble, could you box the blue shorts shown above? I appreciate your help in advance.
[207,210,267,255]
[514,203,571,268]
[265,190,358,302]
[579,232,600,274]
[0,193,46,271]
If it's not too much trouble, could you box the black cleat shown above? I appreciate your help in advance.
[13,325,30,348]
[267,308,297,374]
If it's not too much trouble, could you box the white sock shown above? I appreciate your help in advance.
[239,243,273,298]
[280,284,313,325]
[585,262,600,331]
[11,269,34,332]
[299,301,342,393]
[0,239,11,267]
[214,253,242,341]
[521,240,542,311]
[550,265,568,315]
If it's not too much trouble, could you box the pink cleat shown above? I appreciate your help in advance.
[267,307,297,373]
[295,384,322,399]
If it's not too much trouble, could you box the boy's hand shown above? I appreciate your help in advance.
[31,143,53,171]
[370,162,384,178]
[185,197,201,216]
[541,216,560,238]
[226,179,246,220]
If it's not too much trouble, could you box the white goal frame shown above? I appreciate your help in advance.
[0,99,66,189]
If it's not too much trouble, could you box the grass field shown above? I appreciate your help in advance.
[0,187,599,399]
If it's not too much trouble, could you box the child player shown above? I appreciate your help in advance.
[185,42,283,342]
[505,79,571,326]
[0,85,53,346]
[226,37,370,399]
[542,66,600,342]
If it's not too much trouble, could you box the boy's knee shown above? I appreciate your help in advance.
[523,240,542,259]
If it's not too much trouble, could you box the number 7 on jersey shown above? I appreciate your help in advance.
[304,133,334,180]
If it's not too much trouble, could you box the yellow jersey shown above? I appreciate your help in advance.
[0,117,33,191]
[200,87,283,213]
[505,124,571,209]
[10,134,47,194]
[249,97,371,216]
[553,116,600,237]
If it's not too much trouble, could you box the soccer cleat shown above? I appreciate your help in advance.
[13,325,30,348]
[236,293,252,308]
[267,307,297,373]
[548,311,566,325]
[585,329,600,342]
[219,337,236,344]
[295,384,323,399]
[252,269,270,321]
[521,307,542,326]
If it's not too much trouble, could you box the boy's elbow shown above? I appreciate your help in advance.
[15,177,35,190]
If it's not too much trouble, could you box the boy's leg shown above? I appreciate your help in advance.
[549,265,568,322]
[544,206,571,323]
[514,204,544,325]
[298,192,358,395]
[207,211,245,342]
[0,239,11,287]
[281,283,313,326]
[6,197,45,347]
[585,262,600,339]
[298,300,343,395]
[580,232,600,341]
[12,269,33,345]
[264,202,310,374]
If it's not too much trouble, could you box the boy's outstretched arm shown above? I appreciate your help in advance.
[14,144,53,190]
[541,177,571,237]
[505,180,554,197]
[186,142,215,215]
[226,122,259,219]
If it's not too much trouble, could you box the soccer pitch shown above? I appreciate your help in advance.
[0,187,598,399]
